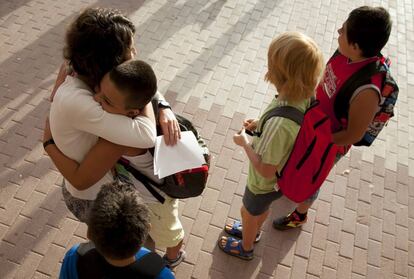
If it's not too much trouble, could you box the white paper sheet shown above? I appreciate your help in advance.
[154,131,205,179]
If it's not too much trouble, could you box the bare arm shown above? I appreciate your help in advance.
[50,61,71,102]
[43,117,131,190]
[333,88,379,145]
[154,91,181,146]
[72,93,157,148]
[234,129,278,178]
[44,138,126,190]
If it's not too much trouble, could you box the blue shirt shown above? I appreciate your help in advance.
[59,244,175,279]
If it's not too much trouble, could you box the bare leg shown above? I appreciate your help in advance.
[296,201,313,214]
[240,206,268,251]
[166,240,183,260]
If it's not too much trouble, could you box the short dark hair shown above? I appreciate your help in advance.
[346,6,392,57]
[87,182,150,260]
[109,60,157,110]
[64,8,136,88]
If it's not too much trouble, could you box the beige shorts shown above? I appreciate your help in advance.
[147,197,184,248]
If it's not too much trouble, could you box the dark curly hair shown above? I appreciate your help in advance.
[64,8,136,88]
[346,6,392,57]
[87,182,150,260]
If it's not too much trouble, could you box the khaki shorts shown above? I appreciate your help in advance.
[147,197,185,248]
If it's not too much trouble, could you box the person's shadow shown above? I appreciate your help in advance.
[208,195,301,278]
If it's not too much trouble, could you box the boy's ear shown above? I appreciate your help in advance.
[352,42,361,53]
[127,109,140,118]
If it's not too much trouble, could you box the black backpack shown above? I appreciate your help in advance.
[331,51,399,146]
[76,242,165,279]
[117,99,210,203]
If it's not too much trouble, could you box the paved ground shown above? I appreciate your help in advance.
[0,0,413,278]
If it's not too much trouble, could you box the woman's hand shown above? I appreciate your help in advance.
[43,117,52,143]
[233,128,250,147]
[50,61,70,102]
[159,108,181,146]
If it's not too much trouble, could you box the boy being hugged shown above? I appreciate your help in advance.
[218,32,325,260]
[274,6,393,230]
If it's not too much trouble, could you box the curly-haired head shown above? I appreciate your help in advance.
[64,8,136,88]
[87,181,150,260]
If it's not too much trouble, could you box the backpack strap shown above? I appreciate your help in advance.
[132,251,166,277]
[77,242,165,278]
[77,242,96,256]
[334,58,383,121]
[118,159,166,204]
[327,49,341,63]
[256,103,306,137]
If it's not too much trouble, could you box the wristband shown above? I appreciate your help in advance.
[158,100,171,110]
[43,138,55,149]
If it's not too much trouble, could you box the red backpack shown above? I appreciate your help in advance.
[256,99,338,203]
[332,51,399,146]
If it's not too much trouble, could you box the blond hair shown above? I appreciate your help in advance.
[265,32,324,103]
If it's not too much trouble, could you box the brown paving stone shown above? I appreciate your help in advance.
[339,231,354,258]
[336,256,353,279]
[323,241,339,270]
[291,255,308,279]
[192,251,213,278]
[182,196,202,219]
[354,223,369,250]
[217,179,238,205]
[352,247,368,276]
[320,266,336,279]
[307,247,324,276]
[14,251,42,279]
[184,235,203,265]
[214,115,232,137]
[315,200,330,226]
[366,265,383,279]
[327,216,342,244]
[201,225,222,253]
[210,202,230,228]
[191,210,212,238]
[200,187,220,213]
[372,174,385,197]
[368,216,383,242]
[395,249,409,277]
[274,264,291,278]
[294,231,312,259]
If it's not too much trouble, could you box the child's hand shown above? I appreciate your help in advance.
[49,61,70,102]
[43,117,52,143]
[243,119,258,132]
[233,128,250,147]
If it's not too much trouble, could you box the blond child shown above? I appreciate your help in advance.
[218,32,324,260]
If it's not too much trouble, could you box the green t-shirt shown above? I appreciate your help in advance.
[247,97,310,194]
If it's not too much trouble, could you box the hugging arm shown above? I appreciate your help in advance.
[50,61,70,102]
[45,138,126,190]
[73,95,157,149]
[43,117,126,190]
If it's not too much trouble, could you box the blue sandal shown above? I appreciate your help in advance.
[217,236,254,260]
[224,220,262,243]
